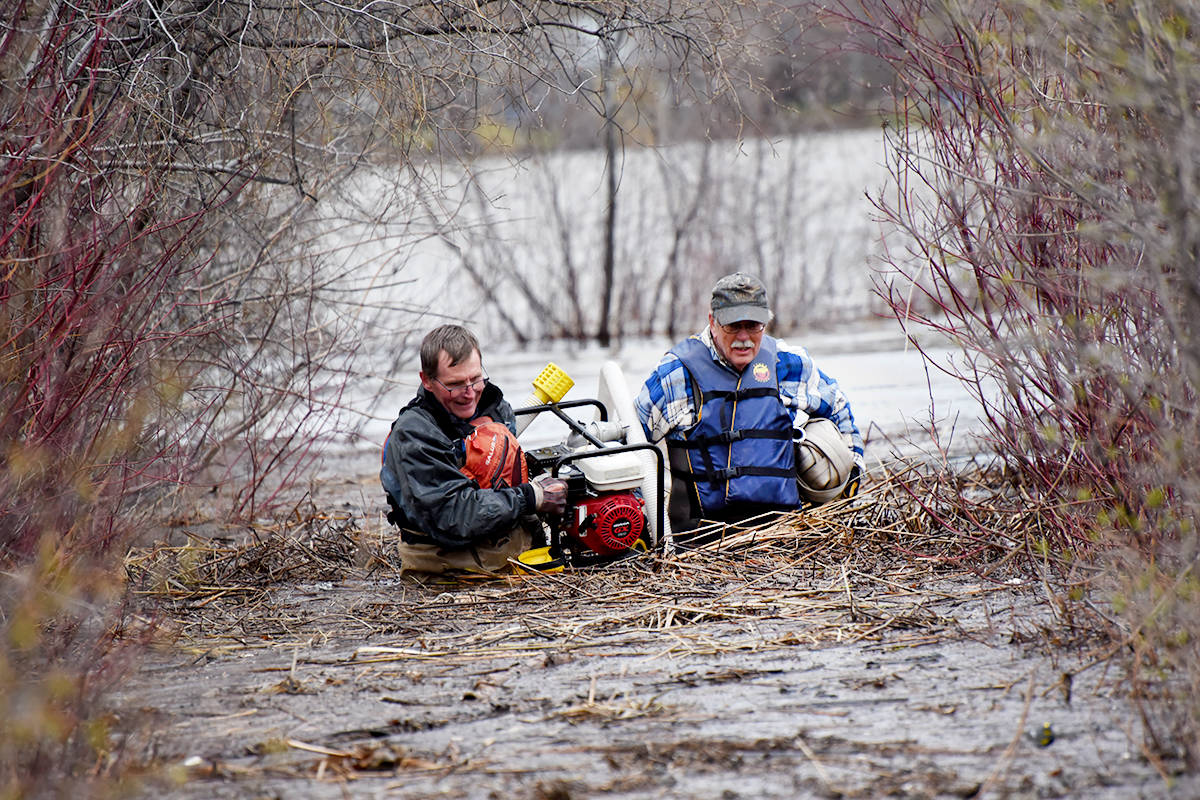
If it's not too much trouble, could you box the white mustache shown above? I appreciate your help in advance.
[731,341,755,350]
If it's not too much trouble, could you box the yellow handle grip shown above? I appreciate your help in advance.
[531,363,574,404]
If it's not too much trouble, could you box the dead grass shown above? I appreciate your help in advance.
[123,460,1070,660]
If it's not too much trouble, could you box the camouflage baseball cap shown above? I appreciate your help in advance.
[710,272,771,326]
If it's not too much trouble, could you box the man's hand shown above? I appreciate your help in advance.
[530,474,568,514]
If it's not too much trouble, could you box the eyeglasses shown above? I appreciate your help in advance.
[720,321,766,334]
[432,373,489,396]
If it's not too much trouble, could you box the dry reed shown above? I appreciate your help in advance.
[125,461,1067,663]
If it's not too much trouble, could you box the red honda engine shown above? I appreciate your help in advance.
[566,491,646,555]
[524,442,652,566]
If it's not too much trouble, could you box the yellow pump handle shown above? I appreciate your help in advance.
[531,363,574,404]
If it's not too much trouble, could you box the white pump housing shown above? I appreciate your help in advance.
[574,446,645,492]
[597,360,673,553]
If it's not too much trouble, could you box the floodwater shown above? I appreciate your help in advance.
[119,525,1186,799]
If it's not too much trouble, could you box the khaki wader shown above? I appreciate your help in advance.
[397,526,532,575]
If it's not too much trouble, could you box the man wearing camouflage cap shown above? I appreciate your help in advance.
[635,272,864,531]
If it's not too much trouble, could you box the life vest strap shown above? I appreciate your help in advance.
[667,428,791,448]
[700,386,779,403]
[673,464,796,483]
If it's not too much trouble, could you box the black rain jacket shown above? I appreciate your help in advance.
[380,383,536,549]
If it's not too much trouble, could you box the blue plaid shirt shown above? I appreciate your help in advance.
[635,329,864,465]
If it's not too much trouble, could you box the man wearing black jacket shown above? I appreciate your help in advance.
[380,325,566,573]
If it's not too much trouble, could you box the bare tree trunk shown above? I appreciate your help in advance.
[597,38,619,348]
[650,142,713,340]
[544,165,587,340]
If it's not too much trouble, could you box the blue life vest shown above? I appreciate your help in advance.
[668,336,799,519]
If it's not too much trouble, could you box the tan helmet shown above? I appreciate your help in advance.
[794,417,855,504]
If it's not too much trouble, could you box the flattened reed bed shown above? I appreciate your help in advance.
[125,466,1051,661]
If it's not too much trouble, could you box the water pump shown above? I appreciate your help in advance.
[523,441,651,567]
[511,362,667,570]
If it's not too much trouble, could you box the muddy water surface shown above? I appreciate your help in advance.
[120,461,1190,799]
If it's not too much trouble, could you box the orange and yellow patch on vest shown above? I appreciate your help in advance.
[752,362,770,382]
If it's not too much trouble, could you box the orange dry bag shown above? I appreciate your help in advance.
[460,418,528,489]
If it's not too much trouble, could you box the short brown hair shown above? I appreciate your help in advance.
[420,324,480,378]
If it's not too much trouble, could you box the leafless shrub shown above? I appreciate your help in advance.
[827,0,1200,768]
